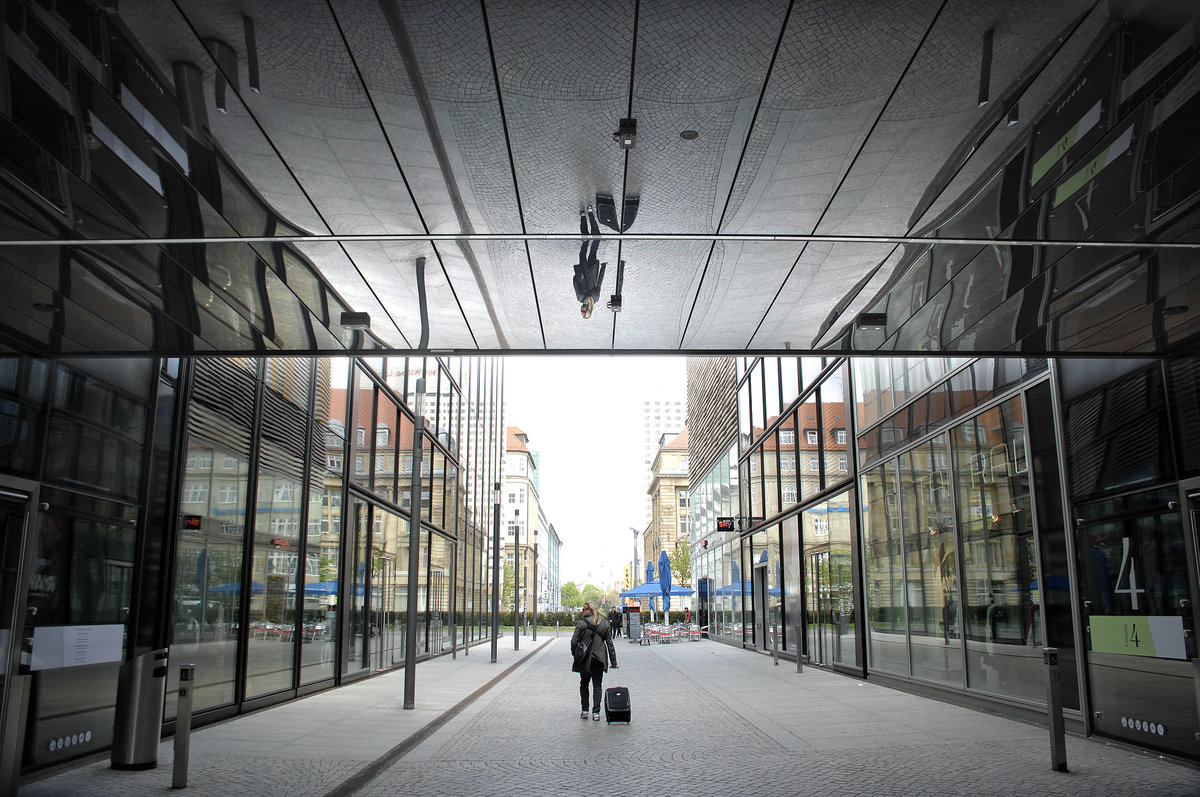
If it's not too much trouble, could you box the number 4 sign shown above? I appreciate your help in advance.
[1114,537,1145,610]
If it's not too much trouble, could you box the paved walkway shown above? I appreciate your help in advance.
[20,633,1199,797]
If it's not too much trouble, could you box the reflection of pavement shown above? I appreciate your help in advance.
[22,635,1200,797]
[868,630,1062,703]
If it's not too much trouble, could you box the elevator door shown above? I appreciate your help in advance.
[0,485,35,791]
[1075,487,1199,758]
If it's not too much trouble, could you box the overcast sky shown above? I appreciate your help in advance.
[502,355,687,587]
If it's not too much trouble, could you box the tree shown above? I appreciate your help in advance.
[318,556,338,582]
[669,539,692,586]
[560,581,582,608]
[502,564,515,609]
[581,583,603,607]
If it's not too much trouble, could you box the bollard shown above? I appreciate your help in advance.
[795,624,803,673]
[556,621,560,638]
[1043,647,1068,772]
[772,623,779,666]
[172,664,196,789]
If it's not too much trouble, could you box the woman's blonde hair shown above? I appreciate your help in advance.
[582,601,601,626]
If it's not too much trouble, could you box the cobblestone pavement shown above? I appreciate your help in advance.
[358,640,1198,797]
[20,636,1199,797]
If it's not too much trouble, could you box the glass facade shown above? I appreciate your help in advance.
[0,352,503,776]
[860,367,1052,698]
[690,444,738,642]
[702,352,1200,761]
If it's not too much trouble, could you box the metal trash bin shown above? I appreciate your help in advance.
[111,647,169,770]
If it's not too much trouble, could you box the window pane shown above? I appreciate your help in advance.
[803,493,856,667]
[373,506,407,668]
[429,533,452,654]
[900,436,963,686]
[779,411,797,509]
[818,369,848,491]
[245,468,302,698]
[762,357,781,424]
[953,398,1043,701]
[862,461,907,674]
[171,442,246,713]
[344,499,368,675]
[300,484,336,685]
[350,365,375,489]
[762,434,780,519]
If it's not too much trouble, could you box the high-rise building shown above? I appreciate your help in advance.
[538,518,563,611]
[641,397,687,527]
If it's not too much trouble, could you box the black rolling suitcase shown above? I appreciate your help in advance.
[604,685,631,724]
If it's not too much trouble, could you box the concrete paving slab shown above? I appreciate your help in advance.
[18,636,1199,797]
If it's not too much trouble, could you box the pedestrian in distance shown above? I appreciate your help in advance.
[571,600,618,720]
[574,206,606,319]
[608,606,622,638]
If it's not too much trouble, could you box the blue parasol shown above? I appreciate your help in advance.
[207,581,263,595]
[659,550,672,613]
[618,580,694,598]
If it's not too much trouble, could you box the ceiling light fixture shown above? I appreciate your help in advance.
[614,118,637,150]
[1163,305,1188,315]
[340,311,371,330]
[977,29,994,107]
[1006,102,1019,127]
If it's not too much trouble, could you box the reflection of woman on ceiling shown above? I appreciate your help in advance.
[574,206,606,319]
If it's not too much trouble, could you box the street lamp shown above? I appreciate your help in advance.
[630,527,640,584]
[403,378,425,710]
[490,481,500,663]
[513,507,520,651]
[532,531,538,642]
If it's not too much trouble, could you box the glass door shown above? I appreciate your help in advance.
[806,551,832,666]
[371,553,395,671]
[803,493,858,669]
[752,563,768,652]
[1075,486,1198,757]
[343,498,369,676]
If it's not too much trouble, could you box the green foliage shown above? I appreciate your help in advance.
[318,556,338,582]
[560,581,583,607]
[502,564,515,608]
[581,583,603,607]
[668,540,692,585]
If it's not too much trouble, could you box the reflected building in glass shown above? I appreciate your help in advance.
[689,352,1200,761]
[0,349,503,775]
[685,3,1200,762]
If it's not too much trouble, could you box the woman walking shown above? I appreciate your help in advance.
[571,601,618,720]
[573,206,606,319]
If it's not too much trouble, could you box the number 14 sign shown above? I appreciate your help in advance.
[1089,615,1187,660]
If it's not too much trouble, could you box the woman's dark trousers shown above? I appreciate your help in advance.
[579,660,605,712]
